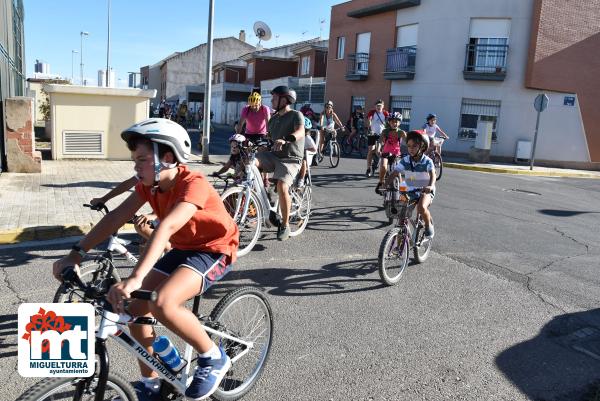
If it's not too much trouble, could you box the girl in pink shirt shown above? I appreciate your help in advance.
[376,112,407,194]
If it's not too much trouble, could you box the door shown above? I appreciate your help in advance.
[355,32,371,74]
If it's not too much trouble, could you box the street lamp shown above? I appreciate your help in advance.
[80,31,89,85]
[71,50,78,84]
[106,0,111,87]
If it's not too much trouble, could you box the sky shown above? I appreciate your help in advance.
[24,0,341,87]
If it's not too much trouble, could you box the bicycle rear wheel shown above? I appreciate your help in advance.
[210,287,273,401]
[16,372,136,401]
[329,141,340,168]
[221,187,263,257]
[53,259,121,303]
[288,186,310,237]
[413,217,432,263]
[341,135,353,155]
[378,227,409,286]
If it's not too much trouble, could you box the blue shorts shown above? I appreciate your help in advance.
[153,249,232,293]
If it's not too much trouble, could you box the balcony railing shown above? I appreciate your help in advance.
[384,46,416,80]
[463,44,508,81]
[346,52,369,81]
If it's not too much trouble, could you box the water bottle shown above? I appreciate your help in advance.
[398,178,408,193]
[153,335,185,371]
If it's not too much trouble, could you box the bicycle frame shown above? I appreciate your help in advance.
[88,305,252,400]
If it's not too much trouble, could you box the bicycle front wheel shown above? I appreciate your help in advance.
[378,227,409,286]
[210,287,273,401]
[221,187,263,257]
[358,136,368,158]
[53,259,121,303]
[16,372,136,401]
[433,153,443,181]
[329,141,340,168]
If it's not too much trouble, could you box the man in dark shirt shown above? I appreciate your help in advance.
[255,85,305,241]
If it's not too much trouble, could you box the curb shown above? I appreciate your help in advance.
[0,223,136,245]
[443,162,600,179]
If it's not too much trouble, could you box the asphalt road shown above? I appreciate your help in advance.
[1,145,600,400]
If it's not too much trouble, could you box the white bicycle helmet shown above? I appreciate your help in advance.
[228,133,247,143]
[121,118,191,164]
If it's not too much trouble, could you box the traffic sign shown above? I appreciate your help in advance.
[534,94,549,112]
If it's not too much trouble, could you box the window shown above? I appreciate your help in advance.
[390,96,412,131]
[458,98,501,141]
[247,62,254,79]
[467,18,510,73]
[351,96,366,112]
[336,37,345,59]
[301,56,310,75]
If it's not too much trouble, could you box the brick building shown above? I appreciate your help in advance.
[326,0,600,167]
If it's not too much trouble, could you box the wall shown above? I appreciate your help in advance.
[250,59,298,87]
[165,38,254,100]
[325,0,396,125]
[45,85,155,160]
[1,0,26,171]
[386,0,589,163]
[525,0,600,162]
[4,97,41,173]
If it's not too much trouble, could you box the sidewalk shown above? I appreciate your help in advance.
[0,155,228,244]
[443,159,600,179]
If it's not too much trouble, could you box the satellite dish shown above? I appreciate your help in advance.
[253,21,272,46]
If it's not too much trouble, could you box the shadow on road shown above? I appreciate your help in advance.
[204,258,384,300]
[0,313,18,359]
[41,181,121,189]
[496,308,600,401]
[538,209,600,218]
[308,205,389,231]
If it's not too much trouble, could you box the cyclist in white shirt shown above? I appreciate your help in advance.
[366,99,390,177]
[422,113,449,156]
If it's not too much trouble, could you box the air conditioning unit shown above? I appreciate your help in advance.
[515,140,532,162]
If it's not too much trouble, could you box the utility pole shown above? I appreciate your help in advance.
[106,0,111,87]
[201,0,215,163]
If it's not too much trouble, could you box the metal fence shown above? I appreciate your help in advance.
[347,53,370,76]
[464,44,508,74]
[385,46,416,73]
[294,83,326,104]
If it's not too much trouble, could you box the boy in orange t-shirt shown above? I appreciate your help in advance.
[53,118,239,401]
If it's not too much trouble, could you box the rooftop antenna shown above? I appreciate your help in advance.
[275,34,280,46]
[319,18,326,39]
[301,30,308,40]
[253,21,272,49]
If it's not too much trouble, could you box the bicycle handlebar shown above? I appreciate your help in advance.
[60,266,157,301]
[83,203,152,226]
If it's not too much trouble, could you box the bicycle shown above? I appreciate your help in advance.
[17,267,273,401]
[378,175,433,286]
[53,203,143,304]
[341,126,368,158]
[427,137,444,182]
[316,127,342,168]
[220,140,311,256]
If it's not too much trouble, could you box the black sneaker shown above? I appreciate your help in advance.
[277,225,290,241]
[375,182,384,195]
[424,225,435,239]
[365,168,372,177]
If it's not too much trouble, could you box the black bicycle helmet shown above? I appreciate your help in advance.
[406,130,430,153]
[426,113,437,121]
[271,85,297,104]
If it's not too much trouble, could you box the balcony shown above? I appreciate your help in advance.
[346,53,369,81]
[463,44,508,81]
[384,46,416,80]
